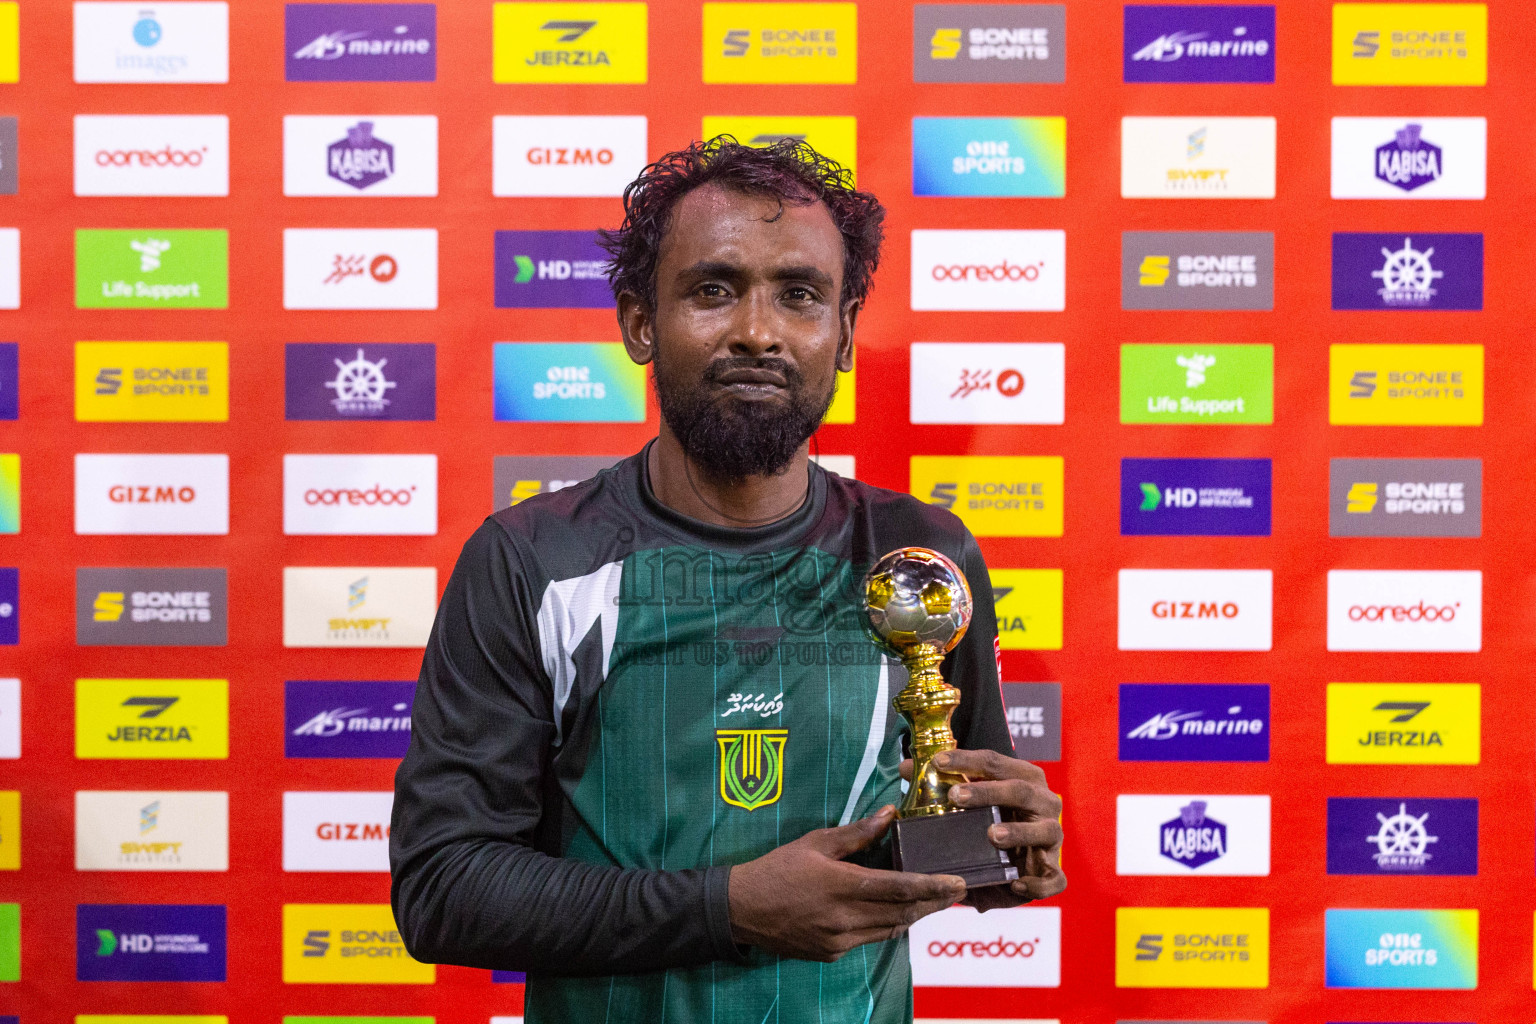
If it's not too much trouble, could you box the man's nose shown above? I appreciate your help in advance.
[724,286,784,357]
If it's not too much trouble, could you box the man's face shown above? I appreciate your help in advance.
[619,181,856,482]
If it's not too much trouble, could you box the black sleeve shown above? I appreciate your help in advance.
[390,519,746,976]
[944,530,1014,758]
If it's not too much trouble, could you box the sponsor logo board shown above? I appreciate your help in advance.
[0,570,15,646]
[1328,343,1482,426]
[283,567,437,648]
[74,2,229,83]
[0,6,14,83]
[284,343,435,421]
[74,115,229,197]
[911,456,1063,537]
[284,791,393,872]
[0,904,13,980]
[75,678,229,760]
[913,117,1065,198]
[702,2,856,84]
[0,679,18,758]
[285,2,437,81]
[1122,231,1273,311]
[1325,908,1477,989]
[1332,232,1481,311]
[1120,458,1270,536]
[283,454,437,536]
[1001,682,1060,761]
[75,229,227,309]
[0,343,14,420]
[913,3,1064,83]
[1121,343,1272,424]
[911,230,1065,312]
[1327,796,1477,876]
[492,1,648,83]
[0,791,15,869]
[1329,457,1480,538]
[492,455,621,510]
[285,680,415,759]
[282,903,434,983]
[0,455,16,533]
[492,342,645,423]
[1115,907,1269,988]
[1118,569,1272,651]
[1327,570,1481,652]
[1123,4,1275,83]
[76,567,228,646]
[910,342,1064,425]
[283,116,437,197]
[75,454,228,535]
[1332,3,1486,86]
[1116,795,1270,876]
[76,342,228,423]
[1119,683,1269,762]
[493,230,613,309]
[909,906,1060,987]
[701,116,856,177]
[1326,682,1479,765]
[1332,117,1486,199]
[77,903,226,981]
[0,229,16,309]
[283,228,437,310]
[0,118,17,194]
[1121,117,1275,199]
[75,790,230,871]
[991,568,1063,651]
[492,115,647,197]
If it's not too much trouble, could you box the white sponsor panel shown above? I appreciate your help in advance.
[909,905,1060,987]
[910,230,1066,312]
[283,566,437,648]
[0,229,16,309]
[1118,569,1273,651]
[283,115,439,197]
[283,454,438,536]
[810,454,855,479]
[283,790,393,872]
[0,680,19,759]
[74,114,230,197]
[283,228,438,310]
[74,2,229,83]
[75,790,230,871]
[492,115,649,197]
[1327,569,1482,652]
[75,454,229,536]
[1121,116,1276,199]
[1116,794,1271,876]
[910,342,1065,424]
[1331,117,1487,200]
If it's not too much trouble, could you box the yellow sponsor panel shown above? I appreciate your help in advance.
[1326,682,1479,765]
[1332,3,1486,86]
[0,4,15,83]
[0,791,16,870]
[825,358,854,424]
[492,2,647,83]
[909,456,1063,538]
[702,3,857,84]
[990,569,1063,650]
[1329,344,1482,426]
[75,679,229,760]
[1116,907,1269,989]
[78,1018,229,1024]
[701,116,856,179]
[282,904,435,984]
[75,342,229,422]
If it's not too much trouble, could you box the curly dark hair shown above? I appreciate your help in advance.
[598,135,885,311]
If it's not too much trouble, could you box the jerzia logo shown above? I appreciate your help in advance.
[492,3,648,83]
[1326,683,1480,765]
[716,728,788,810]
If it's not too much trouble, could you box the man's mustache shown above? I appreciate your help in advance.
[702,356,803,387]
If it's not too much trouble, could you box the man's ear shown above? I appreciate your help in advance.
[617,291,654,365]
[836,299,861,373]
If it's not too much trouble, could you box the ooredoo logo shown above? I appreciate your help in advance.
[909,905,1060,987]
[493,115,647,197]
[1327,569,1481,652]
[283,455,437,536]
[910,230,1065,311]
[1119,569,1272,651]
[74,116,230,197]
[75,454,229,536]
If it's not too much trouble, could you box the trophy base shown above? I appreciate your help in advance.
[890,806,1020,889]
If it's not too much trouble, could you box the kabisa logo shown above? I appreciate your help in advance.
[1001,682,1061,761]
[283,791,394,872]
[1117,794,1270,876]
[908,906,1061,987]
[1120,343,1273,424]
[1160,800,1226,869]
[1326,683,1480,765]
[1119,683,1269,762]
[282,903,435,983]
[912,117,1066,198]
[1329,457,1480,538]
[913,4,1065,83]
[492,3,649,84]
[285,680,415,759]
[910,230,1066,312]
[702,2,857,84]
[1122,232,1274,311]
[285,3,437,82]
[1324,908,1478,989]
[75,229,229,309]
[1121,458,1271,537]
[910,342,1065,426]
[74,115,230,198]
[1123,5,1276,83]
[1331,116,1486,199]
[1115,907,1269,988]
[1331,232,1482,311]
[491,455,621,510]
[910,455,1064,538]
[1327,570,1482,653]
[1332,3,1487,86]
[494,230,613,309]
[1377,122,1441,190]
[493,343,646,423]
[1327,797,1477,876]
[328,121,393,189]
[492,115,647,197]
[76,904,227,981]
[74,790,231,871]
[991,569,1064,652]
[284,343,436,422]
[284,228,437,310]
[74,2,229,84]
[76,567,228,647]
[284,115,436,197]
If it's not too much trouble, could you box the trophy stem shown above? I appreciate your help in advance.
[892,643,967,818]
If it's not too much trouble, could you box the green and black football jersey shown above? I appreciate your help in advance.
[391,446,1011,1024]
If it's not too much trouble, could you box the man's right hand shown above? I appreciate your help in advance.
[726,805,965,962]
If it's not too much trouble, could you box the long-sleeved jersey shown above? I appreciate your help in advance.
[390,447,1012,1024]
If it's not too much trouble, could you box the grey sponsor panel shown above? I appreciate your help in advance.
[0,118,16,195]
[913,4,1065,83]
[76,567,228,646]
[1002,682,1060,761]
[492,455,623,511]
[1121,231,1274,311]
[1329,458,1481,538]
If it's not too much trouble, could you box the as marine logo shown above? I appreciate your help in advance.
[716,728,787,810]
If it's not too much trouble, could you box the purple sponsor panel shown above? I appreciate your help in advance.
[1327,797,1477,876]
[1121,458,1271,536]
[284,343,435,421]
[1119,683,1270,762]
[1123,4,1275,83]
[1331,233,1483,311]
[493,970,527,982]
[77,904,227,981]
[285,3,436,82]
[284,680,414,758]
[493,231,614,309]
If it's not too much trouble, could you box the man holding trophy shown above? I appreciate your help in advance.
[390,137,1065,1023]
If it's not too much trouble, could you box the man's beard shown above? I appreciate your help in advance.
[652,351,837,484]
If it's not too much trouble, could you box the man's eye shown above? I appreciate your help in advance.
[697,283,729,298]
[784,286,816,302]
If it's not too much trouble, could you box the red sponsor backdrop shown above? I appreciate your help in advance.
[1,0,1531,1020]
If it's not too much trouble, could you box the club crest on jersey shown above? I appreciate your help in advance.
[716,728,788,811]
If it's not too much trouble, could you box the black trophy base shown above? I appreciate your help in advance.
[890,806,1020,888]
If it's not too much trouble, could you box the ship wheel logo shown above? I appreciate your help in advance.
[1367,802,1437,868]
[325,349,396,413]
[1372,237,1442,306]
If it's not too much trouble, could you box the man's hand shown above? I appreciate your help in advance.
[900,749,1066,912]
[728,805,966,962]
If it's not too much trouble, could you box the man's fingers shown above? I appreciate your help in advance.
[1008,870,1067,902]
[848,864,966,904]
[986,819,1063,851]
[802,805,896,859]
[898,757,913,781]
[935,748,1046,783]
[949,778,1061,818]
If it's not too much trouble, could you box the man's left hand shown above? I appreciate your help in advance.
[899,748,1065,912]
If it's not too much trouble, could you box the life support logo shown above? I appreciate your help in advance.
[1115,907,1269,988]
[283,455,437,537]
[909,906,1060,987]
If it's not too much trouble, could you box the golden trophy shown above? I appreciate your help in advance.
[861,547,1019,887]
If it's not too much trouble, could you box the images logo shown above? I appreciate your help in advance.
[1329,458,1480,538]
[76,342,228,423]
[910,455,1063,537]
[1121,458,1270,536]
[1119,683,1269,762]
[1115,907,1269,988]
[492,114,647,197]
[1328,343,1483,426]
[912,117,1066,197]
[702,2,856,84]
[908,905,1061,987]
[75,790,230,871]
[492,2,648,83]
[491,455,621,510]
[283,454,438,537]
[990,568,1064,651]
[285,343,435,422]
[1331,232,1482,311]
[910,230,1066,311]
[75,229,228,309]
[1001,682,1061,761]
[1117,795,1270,876]
[1120,117,1276,198]
[74,114,230,197]
[285,3,437,81]
[1121,343,1273,424]
[76,568,228,646]
[75,678,229,760]
[285,680,415,759]
[1331,116,1486,199]
[913,4,1064,83]
[75,453,229,536]
[282,567,437,649]
[1327,570,1481,652]
[284,228,437,310]
[1326,682,1480,765]
[492,343,646,423]
[77,903,227,981]
[910,342,1064,425]
[1118,569,1272,651]
[1123,4,1276,83]
[1325,908,1478,989]
[1122,232,1273,310]
[493,230,614,309]
[1327,797,1477,876]
[701,116,858,177]
[282,904,435,983]
[74,2,229,83]
[283,791,394,872]
[1332,3,1487,85]
[283,115,437,197]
